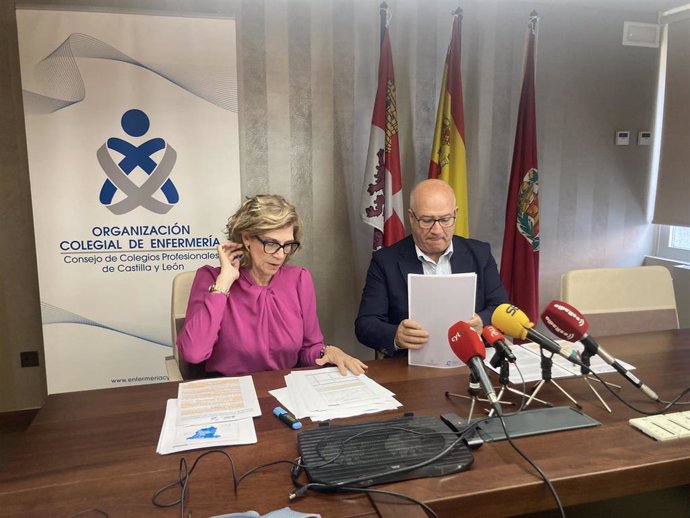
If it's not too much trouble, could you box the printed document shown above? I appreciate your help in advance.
[157,399,257,454]
[157,376,261,454]
[271,367,401,422]
[407,273,476,368]
[484,340,635,384]
[176,375,261,424]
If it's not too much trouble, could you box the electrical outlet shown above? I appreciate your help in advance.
[20,351,40,367]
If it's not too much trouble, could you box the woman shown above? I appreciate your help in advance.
[177,194,367,377]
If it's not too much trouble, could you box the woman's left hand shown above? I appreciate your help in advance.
[315,345,368,376]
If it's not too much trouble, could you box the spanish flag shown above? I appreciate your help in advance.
[428,8,468,238]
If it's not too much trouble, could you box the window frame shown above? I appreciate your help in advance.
[655,225,690,263]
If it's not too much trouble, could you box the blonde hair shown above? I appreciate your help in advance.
[225,194,302,269]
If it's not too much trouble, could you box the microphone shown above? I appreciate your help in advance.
[482,325,517,363]
[491,304,587,371]
[448,321,500,412]
[541,300,660,402]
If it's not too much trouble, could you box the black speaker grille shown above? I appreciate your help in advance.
[298,415,473,488]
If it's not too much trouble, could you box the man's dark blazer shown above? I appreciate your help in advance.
[355,235,509,356]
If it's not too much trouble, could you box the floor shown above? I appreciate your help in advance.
[0,409,38,471]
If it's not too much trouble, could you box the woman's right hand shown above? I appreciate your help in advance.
[216,241,244,288]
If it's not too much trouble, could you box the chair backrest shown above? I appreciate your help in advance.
[560,266,679,337]
[171,271,207,379]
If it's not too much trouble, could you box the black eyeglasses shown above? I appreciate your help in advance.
[254,236,301,255]
[410,210,457,229]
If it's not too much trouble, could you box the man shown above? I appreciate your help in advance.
[355,179,508,356]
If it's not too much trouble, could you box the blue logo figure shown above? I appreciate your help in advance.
[187,426,220,440]
[97,109,179,214]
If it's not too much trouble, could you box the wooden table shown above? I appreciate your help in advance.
[1,330,690,517]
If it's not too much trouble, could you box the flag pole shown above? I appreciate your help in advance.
[361,3,405,250]
[428,4,469,237]
[380,2,388,46]
[499,11,541,324]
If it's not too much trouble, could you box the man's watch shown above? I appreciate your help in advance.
[208,283,230,296]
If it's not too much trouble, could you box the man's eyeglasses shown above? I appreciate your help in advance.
[254,236,301,255]
[410,210,456,229]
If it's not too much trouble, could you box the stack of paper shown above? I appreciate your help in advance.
[270,367,401,422]
[157,376,262,454]
[408,273,477,368]
[484,340,635,384]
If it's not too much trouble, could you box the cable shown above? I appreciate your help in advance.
[448,362,563,517]
[290,413,563,518]
[585,371,690,415]
[353,487,439,518]
[290,482,440,518]
[500,341,690,414]
[153,432,457,518]
[300,424,477,489]
[495,361,530,417]
[445,376,565,518]
[495,414,566,518]
[153,449,307,518]
[237,459,300,486]
[659,398,690,405]
[289,421,482,514]
[152,449,238,518]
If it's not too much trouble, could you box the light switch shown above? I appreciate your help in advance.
[615,131,630,146]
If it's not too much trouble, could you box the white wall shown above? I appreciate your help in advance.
[1,0,676,410]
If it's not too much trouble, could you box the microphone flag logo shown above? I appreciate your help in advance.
[97,108,179,215]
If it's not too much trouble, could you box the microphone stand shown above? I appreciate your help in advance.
[526,347,581,409]
[446,371,514,421]
[446,372,492,421]
[489,349,551,416]
[579,348,620,413]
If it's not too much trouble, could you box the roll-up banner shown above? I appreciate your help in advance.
[16,9,241,393]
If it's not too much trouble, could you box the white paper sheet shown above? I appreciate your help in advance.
[407,273,477,368]
[270,386,401,422]
[156,376,261,454]
[176,376,261,425]
[274,367,401,422]
[157,399,257,455]
[484,340,636,384]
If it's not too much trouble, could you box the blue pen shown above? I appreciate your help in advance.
[273,406,302,430]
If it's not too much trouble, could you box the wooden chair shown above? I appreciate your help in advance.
[165,270,207,380]
[560,266,679,337]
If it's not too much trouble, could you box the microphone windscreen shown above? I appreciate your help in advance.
[447,320,486,364]
[491,304,532,340]
[481,325,506,347]
[540,300,589,341]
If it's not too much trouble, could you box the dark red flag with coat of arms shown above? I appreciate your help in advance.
[500,13,540,323]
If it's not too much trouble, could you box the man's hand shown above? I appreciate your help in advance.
[394,319,429,350]
[468,313,483,334]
